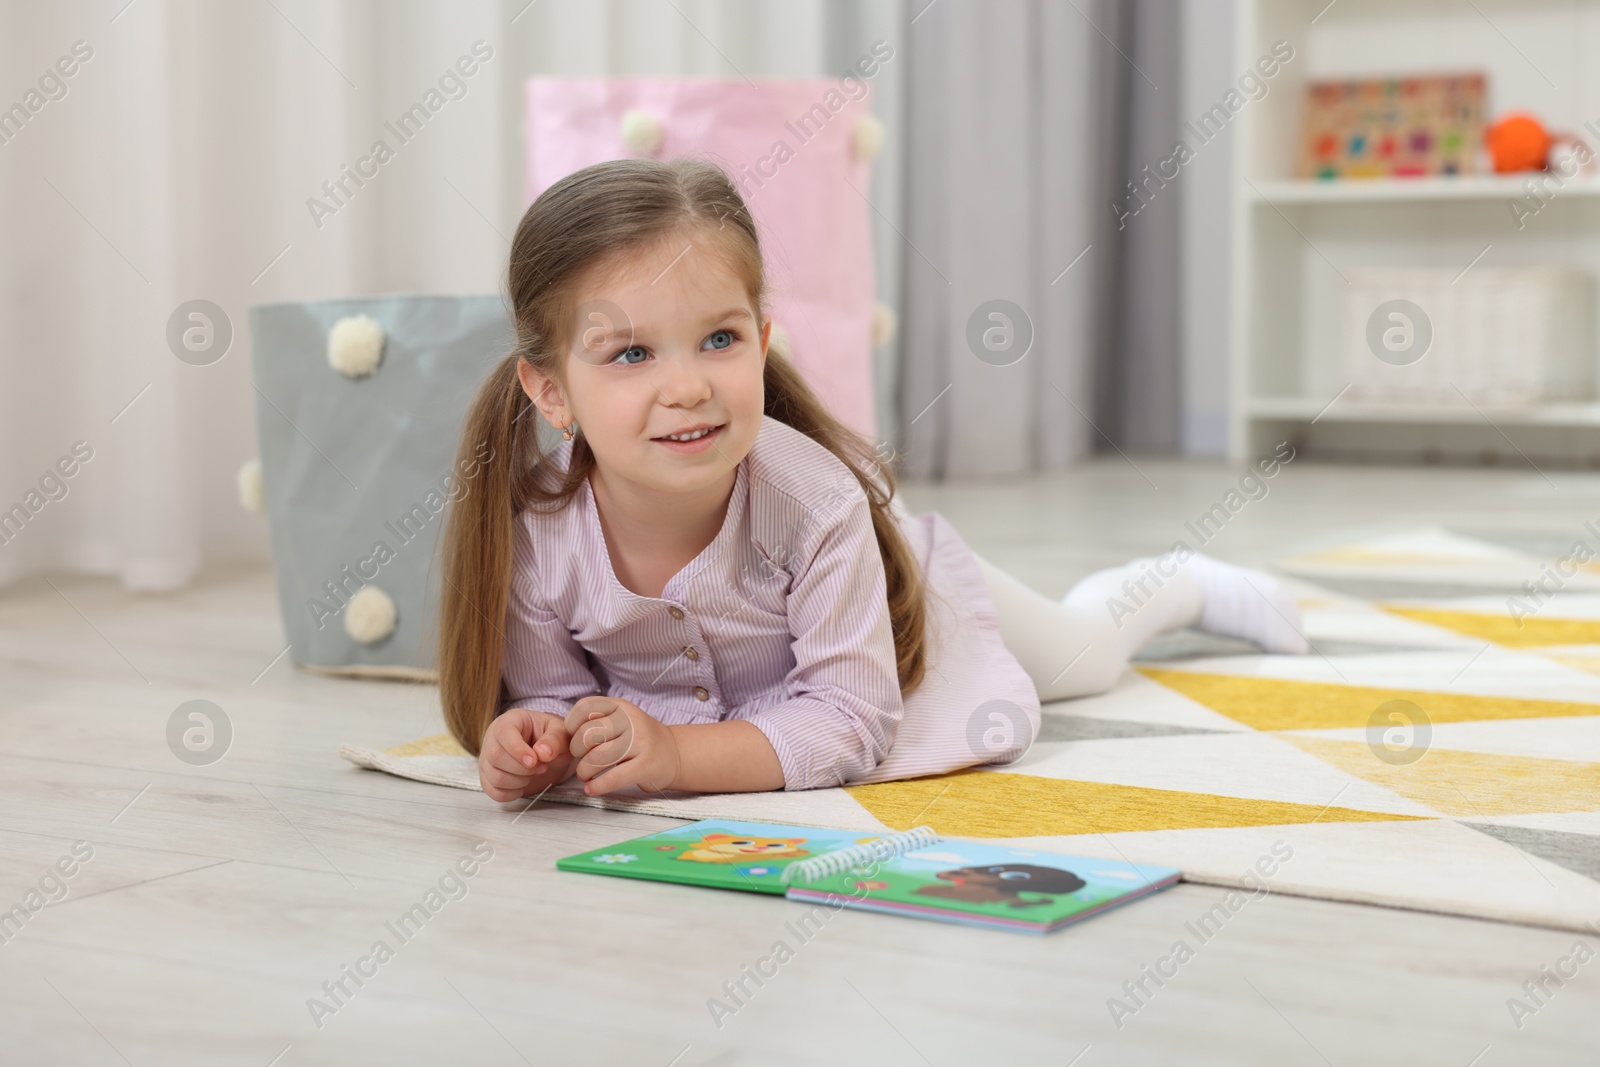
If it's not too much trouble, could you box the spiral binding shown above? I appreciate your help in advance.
[780,825,940,885]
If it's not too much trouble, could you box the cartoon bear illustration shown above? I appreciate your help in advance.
[913,864,1086,908]
[676,833,811,864]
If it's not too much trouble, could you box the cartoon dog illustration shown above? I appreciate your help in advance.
[913,864,1086,908]
[675,833,811,864]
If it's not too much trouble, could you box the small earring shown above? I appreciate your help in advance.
[562,420,577,442]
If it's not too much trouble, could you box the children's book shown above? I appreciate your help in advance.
[556,819,1181,935]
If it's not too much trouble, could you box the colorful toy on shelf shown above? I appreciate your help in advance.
[1298,73,1485,179]
[1485,112,1552,172]
[1485,111,1595,177]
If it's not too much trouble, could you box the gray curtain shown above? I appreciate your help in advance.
[894,0,1183,476]
[1108,0,1184,454]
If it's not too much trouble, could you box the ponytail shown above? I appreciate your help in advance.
[764,352,928,695]
[437,353,593,755]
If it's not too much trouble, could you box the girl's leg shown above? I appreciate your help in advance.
[975,552,1307,703]
[975,554,1200,701]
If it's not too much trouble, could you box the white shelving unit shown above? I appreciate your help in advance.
[1230,0,1600,464]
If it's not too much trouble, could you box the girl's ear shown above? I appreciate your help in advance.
[516,358,571,428]
[759,316,772,363]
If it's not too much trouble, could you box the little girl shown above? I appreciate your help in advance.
[438,158,1307,802]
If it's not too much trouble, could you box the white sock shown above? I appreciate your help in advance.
[1182,554,1309,654]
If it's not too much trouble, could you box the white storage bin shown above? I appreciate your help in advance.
[1341,268,1592,405]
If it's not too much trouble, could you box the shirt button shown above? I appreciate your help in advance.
[668,606,685,620]
[683,646,699,661]
[693,686,710,701]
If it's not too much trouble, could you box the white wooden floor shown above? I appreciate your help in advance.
[3,458,1598,1065]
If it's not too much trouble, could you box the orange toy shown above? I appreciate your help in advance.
[1486,113,1553,173]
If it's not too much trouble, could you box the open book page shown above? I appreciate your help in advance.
[785,840,1181,932]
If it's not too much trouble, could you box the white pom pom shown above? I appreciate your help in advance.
[237,458,266,514]
[767,322,792,360]
[853,115,884,162]
[620,109,663,157]
[871,301,897,348]
[327,314,385,378]
[344,585,398,644]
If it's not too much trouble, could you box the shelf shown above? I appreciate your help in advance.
[1243,177,1600,205]
[1227,0,1600,462]
[1245,396,1600,427]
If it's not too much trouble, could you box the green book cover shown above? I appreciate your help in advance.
[555,819,896,895]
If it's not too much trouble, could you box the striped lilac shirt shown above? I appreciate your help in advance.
[500,415,1040,790]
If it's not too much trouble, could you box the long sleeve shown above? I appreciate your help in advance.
[499,514,602,717]
[725,490,904,790]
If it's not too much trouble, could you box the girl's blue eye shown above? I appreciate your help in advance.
[704,329,738,351]
[612,346,649,366]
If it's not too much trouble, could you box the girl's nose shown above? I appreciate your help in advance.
[654,348,713,406]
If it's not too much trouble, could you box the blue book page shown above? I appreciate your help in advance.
[788,840,1180,929]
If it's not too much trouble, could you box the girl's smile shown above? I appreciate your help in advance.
[652,422,725,453]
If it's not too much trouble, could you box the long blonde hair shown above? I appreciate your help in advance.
[437,157,926,755]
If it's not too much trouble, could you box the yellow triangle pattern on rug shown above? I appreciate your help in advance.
[845,769,1426,838]
[1286,547,1481,566]
[1140,668,1600,731]
[385,733,469,757]
[1281,737,1600,817]
[1382,606,1600,648]
[1550,655,1600,677]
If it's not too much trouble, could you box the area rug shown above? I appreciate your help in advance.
[341,543,1600,933]
[1276,524,1600,596]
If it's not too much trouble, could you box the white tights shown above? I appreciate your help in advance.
[975,554,1203,703]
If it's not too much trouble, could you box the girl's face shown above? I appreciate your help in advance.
[520,227,770,500]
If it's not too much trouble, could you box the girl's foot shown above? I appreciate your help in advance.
[1185,554,1310,654]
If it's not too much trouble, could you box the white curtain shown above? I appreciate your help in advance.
[0,0,906,592]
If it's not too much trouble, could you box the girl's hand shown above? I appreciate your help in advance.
[564,696,681,796]
[478,708,576,802]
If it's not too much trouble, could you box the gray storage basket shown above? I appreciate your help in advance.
[248,294,516,679]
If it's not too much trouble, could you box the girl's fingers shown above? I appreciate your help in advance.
[564,696,620,734]
[584,757,670,797]
[576,734,635,778]
[531,720,570,762]
[483,759,538,786]
[485,732,538,775]
[484,753,573,798]
[569,714,624,759]
[493,710,543,769]
[582,760,641,797]
[483,768,536,798]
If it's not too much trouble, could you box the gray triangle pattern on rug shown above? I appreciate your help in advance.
[1465,823,1600,884]
[1034,715,1228,743]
